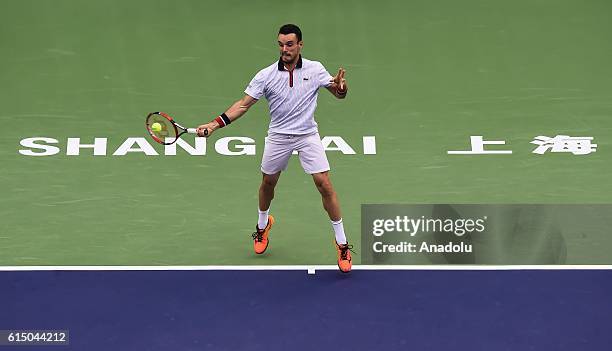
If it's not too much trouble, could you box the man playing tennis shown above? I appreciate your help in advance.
[196,24,353,272]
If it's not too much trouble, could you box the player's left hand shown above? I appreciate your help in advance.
[331,68,347,91]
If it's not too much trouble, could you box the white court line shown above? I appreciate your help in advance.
[0,265,611,271]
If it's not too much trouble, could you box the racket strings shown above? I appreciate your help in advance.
[147,114,177,144]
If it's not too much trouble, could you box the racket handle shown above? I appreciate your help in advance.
[187,128,209,137]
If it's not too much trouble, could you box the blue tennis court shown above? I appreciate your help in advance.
[2,269,611,350]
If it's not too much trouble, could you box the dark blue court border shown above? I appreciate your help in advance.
[1,270,611,350]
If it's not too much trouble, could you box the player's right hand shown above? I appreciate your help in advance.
[196,123,215,137]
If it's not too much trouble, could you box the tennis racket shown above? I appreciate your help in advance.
[145,111,207,145]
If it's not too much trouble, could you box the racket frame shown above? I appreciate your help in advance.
[146,111,204,145]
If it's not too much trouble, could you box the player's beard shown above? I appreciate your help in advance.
[281,52,297,65]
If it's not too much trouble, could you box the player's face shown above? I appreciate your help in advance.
[278,33,302,65]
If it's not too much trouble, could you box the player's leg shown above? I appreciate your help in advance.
[258,171,280,229]
[311,172,346,241]
[253,134,293,254]
[311,171,353,272]
[311,171,341,222]
[297,133,353,272]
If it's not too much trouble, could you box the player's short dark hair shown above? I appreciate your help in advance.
[278,24,302,42]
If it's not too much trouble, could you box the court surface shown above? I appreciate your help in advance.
[2,0,611,265]
[2,269,612,350]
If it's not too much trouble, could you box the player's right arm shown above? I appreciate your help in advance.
[196,94,258,137]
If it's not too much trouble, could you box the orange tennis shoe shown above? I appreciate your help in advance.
[252,215,275,254]
[335,241,354,273]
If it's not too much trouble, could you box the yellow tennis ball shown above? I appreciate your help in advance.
[151,122,162,132]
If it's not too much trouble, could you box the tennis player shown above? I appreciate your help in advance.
[196,24,353,272]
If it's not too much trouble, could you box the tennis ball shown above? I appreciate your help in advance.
[151,122,162,132]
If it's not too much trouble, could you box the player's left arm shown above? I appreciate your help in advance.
[326,68,348,99]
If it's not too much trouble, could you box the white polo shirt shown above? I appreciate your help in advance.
[245,56,333,135]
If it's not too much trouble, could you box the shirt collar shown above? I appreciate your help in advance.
[277,55,303,71]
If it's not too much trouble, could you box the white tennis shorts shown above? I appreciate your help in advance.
[261,132,330,175]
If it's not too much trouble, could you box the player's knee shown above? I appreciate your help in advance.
[261,176,279,189]
[315,180,334,197]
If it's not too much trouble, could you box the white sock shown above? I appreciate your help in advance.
[331,218,347,245]
[258,208,269,230]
